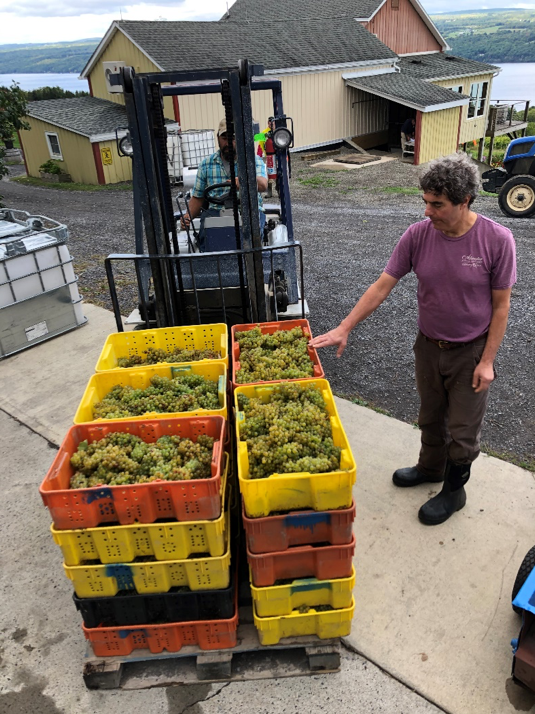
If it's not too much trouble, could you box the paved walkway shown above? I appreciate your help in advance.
[1,303,534,714]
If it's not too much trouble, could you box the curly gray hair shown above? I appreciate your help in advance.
[419,152,481,207]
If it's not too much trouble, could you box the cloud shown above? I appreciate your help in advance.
[3,0,229,19]
[421,0,535,11]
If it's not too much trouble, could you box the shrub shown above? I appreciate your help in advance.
[39,159,62,175]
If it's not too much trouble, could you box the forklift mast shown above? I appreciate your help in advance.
[113,60,295,328]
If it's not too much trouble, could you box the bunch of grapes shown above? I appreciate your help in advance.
[235,326,314,384]
[237,383,341,479]
[117,347,220,369]
[69,432,216,488]
[93,373,220,420]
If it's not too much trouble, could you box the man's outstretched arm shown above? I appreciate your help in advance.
[309,272,399,357]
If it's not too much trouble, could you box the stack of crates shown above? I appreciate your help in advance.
[0,209,86,358]
[39,324,240,657]
[231,320,356,646]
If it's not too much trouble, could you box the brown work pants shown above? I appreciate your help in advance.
[413,331,490,478]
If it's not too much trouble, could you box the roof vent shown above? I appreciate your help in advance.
[410,59,422,65]
[445,55,456,61]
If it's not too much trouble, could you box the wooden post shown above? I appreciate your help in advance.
[488,136,496,164]
[477,137,485,163]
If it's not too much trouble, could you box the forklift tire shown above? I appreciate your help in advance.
[512,545,535,614]
[498,175,535,218]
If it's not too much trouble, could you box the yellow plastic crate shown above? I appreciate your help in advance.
[234,380,356,517]
[95,324,228,373]
[74,362,227,424]
[251,567,355,618]
[52,456,229,566]
[64,516,231,598]
[253,597,355,645]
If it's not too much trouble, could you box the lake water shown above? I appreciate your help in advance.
[0,73,89,93]
[1,63,534,106]
[490,63,535,107]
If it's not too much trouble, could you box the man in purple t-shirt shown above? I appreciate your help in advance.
[310,153,516,526]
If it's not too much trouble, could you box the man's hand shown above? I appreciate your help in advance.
[180,215,191,230]
[472,361,494,393]
[309,326,350,358]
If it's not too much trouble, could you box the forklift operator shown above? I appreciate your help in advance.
[310,153,516,527]
[181,119,268,247]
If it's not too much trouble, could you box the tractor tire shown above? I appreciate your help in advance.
[512,545,535,614]
[498,175,535,218]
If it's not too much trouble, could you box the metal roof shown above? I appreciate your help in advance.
[26,97,128,140]
[116,18,396,72]
[399,53,499,81]
[345,72,469,112]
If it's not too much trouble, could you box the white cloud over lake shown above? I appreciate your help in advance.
[1,0,535,45]
[0,0,231,43]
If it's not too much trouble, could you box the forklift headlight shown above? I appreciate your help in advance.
[272,126,293,150]
[119,135,134,156]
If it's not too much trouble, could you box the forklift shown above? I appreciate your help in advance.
[106,60,305,331]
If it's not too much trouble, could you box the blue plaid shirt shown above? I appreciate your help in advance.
[192,150,267,212]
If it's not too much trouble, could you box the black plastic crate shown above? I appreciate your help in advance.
[73,574,236,628]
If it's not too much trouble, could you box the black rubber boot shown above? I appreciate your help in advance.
[392,466,444,488]
[418,461,471,525]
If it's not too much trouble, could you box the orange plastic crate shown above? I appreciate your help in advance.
[231,320,324,389]
[247,535,356,587]
[83,571,238,657]
[39,416,226,529]
[242,500,356,554]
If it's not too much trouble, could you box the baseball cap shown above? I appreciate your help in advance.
[218,119,227,136]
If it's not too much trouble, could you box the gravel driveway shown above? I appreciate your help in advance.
[2,155,534,466]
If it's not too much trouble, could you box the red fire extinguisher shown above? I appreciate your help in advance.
[265,118,277,182]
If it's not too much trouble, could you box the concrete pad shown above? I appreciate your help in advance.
[0,410,445,713]
[311,156,397,171]
[1,306,534,712]
[0,303,117,445]
[335,397,535,714]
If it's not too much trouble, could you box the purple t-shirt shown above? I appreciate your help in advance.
[384,215,516,342]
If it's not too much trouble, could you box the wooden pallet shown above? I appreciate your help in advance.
[83,617,341,690]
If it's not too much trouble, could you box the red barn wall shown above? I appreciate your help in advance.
[361,0,442,55]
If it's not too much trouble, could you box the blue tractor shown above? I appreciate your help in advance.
[482,136,535,218]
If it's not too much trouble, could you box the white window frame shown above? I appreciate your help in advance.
[467,81,488,120]
[45,132,63,160]
[449,85,463,94]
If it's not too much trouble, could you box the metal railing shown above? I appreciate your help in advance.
[105,243,305,332]
[487,100,530,134]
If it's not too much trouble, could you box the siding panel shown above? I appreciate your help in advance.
[89,30,174,119]
[20,118,98,184]
[98,140,133,184]
[178,67,391,149]
[418,107,460,164]
[365,0,441,55]
[432,73,494,144]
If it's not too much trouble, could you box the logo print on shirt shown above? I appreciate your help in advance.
[461,254,483,269]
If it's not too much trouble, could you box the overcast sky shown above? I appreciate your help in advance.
[1,0,535,46]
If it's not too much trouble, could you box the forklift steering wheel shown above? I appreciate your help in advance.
[203,182,233,206]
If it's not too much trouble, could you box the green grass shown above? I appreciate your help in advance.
[297,175,339,188]
[11,176,132,191]
[481,445,535,473]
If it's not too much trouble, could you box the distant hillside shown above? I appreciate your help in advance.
[432,9,535,62]
[0,39,99,73]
